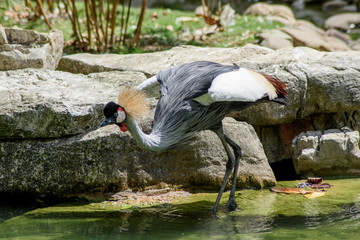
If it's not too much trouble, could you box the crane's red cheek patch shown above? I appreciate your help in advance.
[120,123,128,132]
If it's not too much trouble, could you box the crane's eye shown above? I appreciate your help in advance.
[114,113,118,117]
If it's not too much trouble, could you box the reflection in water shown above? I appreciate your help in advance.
[0,205,34,224]
[0,200,41,224]
[1,202,359,240]
[303,196,322,229]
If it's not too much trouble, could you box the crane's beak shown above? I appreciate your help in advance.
[99,117,115,128]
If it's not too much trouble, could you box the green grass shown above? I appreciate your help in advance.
[1,2,283,54]
[202,15,283,47]
[349,33,360,41]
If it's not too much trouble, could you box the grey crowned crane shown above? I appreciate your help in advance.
[99,61,288,213]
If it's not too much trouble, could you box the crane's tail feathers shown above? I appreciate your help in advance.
[260,73,289,105]
[118,86,150,119]
[260,73,287,97]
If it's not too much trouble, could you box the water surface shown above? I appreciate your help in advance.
[0,178,359,239]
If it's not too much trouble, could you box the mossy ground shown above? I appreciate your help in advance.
[0,178,359,239]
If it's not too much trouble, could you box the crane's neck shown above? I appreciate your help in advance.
[124,115,165,152]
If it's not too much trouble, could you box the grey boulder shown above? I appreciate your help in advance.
[292,128,360,176]
[0,69,146,139]
[0,118,275,197]
[0,26,63,71]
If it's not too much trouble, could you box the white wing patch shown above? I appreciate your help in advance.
[194,68,277,106]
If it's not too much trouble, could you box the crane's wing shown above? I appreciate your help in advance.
[194,68,287,106]
[135,75,161,98]
[151,61,238,135]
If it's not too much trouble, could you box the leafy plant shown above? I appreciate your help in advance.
[13,0,147,52]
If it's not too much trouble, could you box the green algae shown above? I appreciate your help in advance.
[157,177,360,218]
[0,178,359,239]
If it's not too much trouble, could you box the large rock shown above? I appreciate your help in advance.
[0,69,146,139]
[257,29,293,50]
[292,128,360,176]
[0,68,275,197]
[240,46,360,70]
[58,44,274,76]
[59,44,360,76]
[0,26,63,70]
[281,20,351,51]
[244,2,297,26]
[0,118,275,197]
[325,13,360,33]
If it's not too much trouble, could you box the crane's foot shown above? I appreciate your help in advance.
[226,198,238,212]
[212,205,222,219]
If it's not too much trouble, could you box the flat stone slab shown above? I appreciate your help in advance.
[58,45,274,76]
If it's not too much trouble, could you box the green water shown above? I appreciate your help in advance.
[0,178,359,239]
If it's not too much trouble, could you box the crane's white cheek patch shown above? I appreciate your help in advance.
[116,110,126,123]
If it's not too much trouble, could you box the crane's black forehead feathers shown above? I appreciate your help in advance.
[103,101,120,118]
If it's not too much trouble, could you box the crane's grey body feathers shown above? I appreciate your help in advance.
[149,61,242,150]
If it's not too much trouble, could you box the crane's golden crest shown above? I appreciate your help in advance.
[117,86,149,119]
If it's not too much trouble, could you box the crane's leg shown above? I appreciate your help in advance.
[224,135,242,211]
[212,127,236,214]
